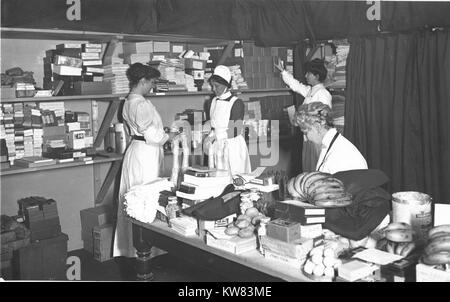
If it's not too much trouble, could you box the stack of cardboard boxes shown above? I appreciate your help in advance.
[11,197,68,280]
[80,205,114,262]
[18,197,62,242]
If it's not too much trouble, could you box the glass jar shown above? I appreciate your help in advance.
[165,196,179,227]
[258,217,271,254]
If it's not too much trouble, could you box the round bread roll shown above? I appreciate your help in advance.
[245,207,259,218]
[236,214,252,222]
[238,226,255,238]
[235,219,250,229]
[225,226,239,235]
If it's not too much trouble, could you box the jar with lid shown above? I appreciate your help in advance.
[257,217,271,255]
[165,196,179,227]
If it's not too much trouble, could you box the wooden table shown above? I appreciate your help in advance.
[129,218,314,282]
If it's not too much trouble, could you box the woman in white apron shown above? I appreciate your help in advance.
[275,59,332,172]
[204,65,251,175]
[113,63,170,258]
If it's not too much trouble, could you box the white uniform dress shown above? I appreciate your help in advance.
[316,128,368,174]
[113,93,169,258]
[281,70,332,172]
[209,92,251,175]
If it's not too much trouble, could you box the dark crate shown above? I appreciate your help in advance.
[13,233,68,280]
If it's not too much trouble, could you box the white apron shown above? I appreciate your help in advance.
[210,95,251,175]
[113,97,165,258]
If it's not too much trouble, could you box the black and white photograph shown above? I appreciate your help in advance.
[1,0,450,288]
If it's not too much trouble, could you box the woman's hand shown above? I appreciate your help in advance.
[274,58,285,73]
[203,133,216,151]
[168,132,179,142]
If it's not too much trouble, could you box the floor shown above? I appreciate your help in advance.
[68,249,229,282]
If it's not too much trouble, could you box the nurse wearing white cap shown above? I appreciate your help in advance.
[204,65,251,175]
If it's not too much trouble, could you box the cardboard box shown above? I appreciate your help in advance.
[380,252,421,282]
[73,81,112,95]
[14,233,68,280]
[338,259,380,282]
[184,58,206,70]
[30,224,61,242]
[416,263,450,282]
[260,235,324,260]
[83,238,94,254]
[206,234,257,255]
[80,205,113,231]
[266,218,301,243]
[153,41,171,53]
[93,224,113,262]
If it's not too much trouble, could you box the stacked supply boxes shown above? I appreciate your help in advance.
[1,215,31,280]
[1,103,15,163]
[240,42,291,89]
[43,43,83,95]
[80,205,114,262]
[10,197,67,280]
[261,218,324,268]
[17,196,62,242]
[14,233,68,280]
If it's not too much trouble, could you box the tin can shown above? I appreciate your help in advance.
[392,191,432,245]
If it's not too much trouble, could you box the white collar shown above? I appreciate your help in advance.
[311,83,325,91]
[321,128,338,149]
[217,91,232,100]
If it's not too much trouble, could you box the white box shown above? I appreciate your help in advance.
[338,260,379,282]
[68,130,86,150]
[416,263,450,282]
[206,234,257,255]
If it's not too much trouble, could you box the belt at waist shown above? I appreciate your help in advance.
[132,135,145,141]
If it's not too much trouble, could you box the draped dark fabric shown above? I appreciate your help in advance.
[345,29,450,203]
[2,1,450,46]
[1,0,159,34]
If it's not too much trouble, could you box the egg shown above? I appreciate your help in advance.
[303,260,315,275]
[322,256,335,268]
[311,253,323,265]
[323,248,335,258]
[324,267,335,277]
[312,263,325,276]
[310,245,325,256]
[333,259,343,268]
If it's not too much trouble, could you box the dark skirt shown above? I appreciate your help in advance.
[302,139,320,172]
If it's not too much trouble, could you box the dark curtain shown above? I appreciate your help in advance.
[345,29,450,203]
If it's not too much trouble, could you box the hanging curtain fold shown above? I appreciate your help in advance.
[345,29,450,203]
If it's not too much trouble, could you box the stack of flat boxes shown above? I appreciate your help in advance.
[2,104,15,164]
[242,43,289,89]
[80,205,114,262]
[14,197,67,280]
[1,223,31,280]
[18,197,61,242]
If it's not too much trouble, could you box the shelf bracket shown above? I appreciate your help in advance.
[93,98,121,149]
[94,160,122,205]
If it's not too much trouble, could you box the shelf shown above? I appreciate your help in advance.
[1,27,230,45]
[0,88,291,103]
[0,94,125,103]
[0,153,123,176]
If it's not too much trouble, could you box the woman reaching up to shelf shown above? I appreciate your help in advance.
[203,65,251,175]
[275,58,332,172]
[113,63,175,259]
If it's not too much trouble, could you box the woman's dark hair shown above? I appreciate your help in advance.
[305,58,327,82]
[208,74,232,89]
[126,63,161,88]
